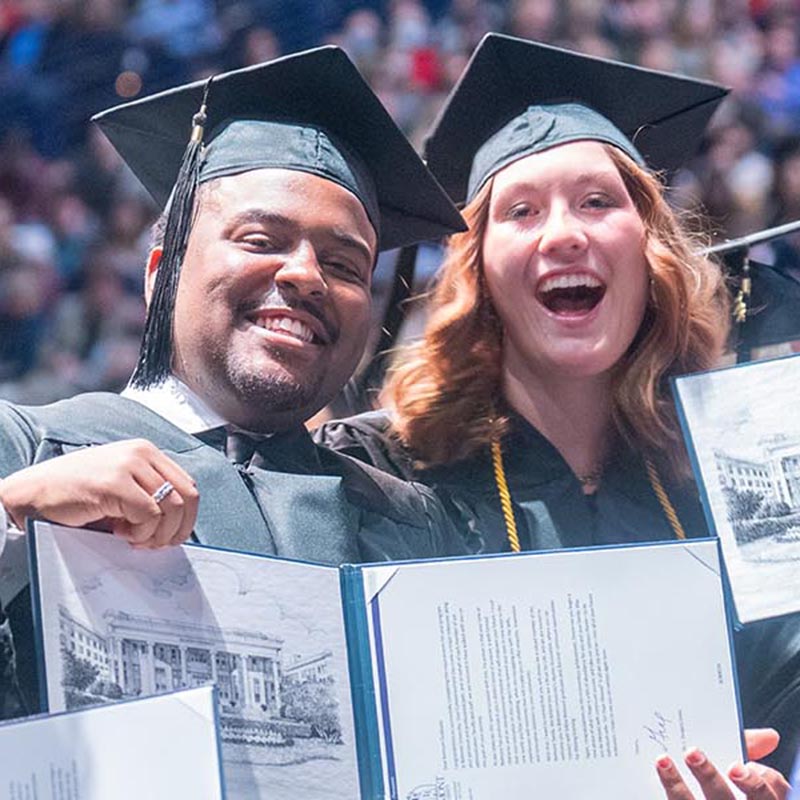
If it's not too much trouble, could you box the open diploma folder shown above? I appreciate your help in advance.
[674,352,800,624]
[0,685,225,799]
[28,523,743,800]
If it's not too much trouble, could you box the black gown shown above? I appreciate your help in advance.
[317,409,800,774]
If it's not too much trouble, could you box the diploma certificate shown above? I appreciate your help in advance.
[357,540,742,799]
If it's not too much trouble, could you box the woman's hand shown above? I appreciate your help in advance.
[656,729,790,799]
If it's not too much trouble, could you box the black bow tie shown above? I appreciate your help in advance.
[195,426,323,473]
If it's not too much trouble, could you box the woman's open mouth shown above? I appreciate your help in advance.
[536,272,606,315]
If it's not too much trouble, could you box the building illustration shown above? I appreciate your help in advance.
[714,434,800,510]
[284,650,333,685]
[58,605,339,745]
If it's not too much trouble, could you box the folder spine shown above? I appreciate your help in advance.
[26,521,49,713]
[340,564,384,800]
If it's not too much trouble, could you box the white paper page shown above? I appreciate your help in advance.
[32,523,360,800]
[0,685,223,799]
[361,541,742,799]
[675,354,800,623]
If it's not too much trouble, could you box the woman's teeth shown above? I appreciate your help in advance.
[537,274,606,314]
[538,273,603,293]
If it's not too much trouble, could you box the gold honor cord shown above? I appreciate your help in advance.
[490,437,686,552]
[491,438,521,552]
[644,458,686,540]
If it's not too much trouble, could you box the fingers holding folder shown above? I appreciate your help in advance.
[657,729,790,799]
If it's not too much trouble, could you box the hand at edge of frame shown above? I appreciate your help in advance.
[656,728,790,800]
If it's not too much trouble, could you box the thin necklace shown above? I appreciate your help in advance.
[575,467,603,487]
[490,436,686,553]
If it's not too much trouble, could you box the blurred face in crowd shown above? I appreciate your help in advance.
[481,140,649,383]
[148,168,377,430]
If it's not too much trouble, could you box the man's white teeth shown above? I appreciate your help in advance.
[539,273,603,293]
[258,316,314,343]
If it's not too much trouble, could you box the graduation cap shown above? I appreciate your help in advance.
[350,35,733,411]
[706,220,800,362]
[91,45,465,387]
[424,32,729,205]
[349,34,731,411]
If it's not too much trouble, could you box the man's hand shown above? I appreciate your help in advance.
[656,729,790,799]
[0,440,199,548]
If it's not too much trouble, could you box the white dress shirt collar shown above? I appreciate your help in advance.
[121,375,227,435]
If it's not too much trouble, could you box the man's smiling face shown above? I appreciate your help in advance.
[161,167,377,431]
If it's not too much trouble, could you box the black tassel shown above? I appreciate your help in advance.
[132,77,213,387]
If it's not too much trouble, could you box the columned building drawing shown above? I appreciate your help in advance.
[714,434,800,510]
[763,438,800,508]
[59,607,284,718]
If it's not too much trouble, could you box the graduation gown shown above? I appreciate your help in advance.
[317,409,800,774]
[0,393,467,718]
[319,410,709,551]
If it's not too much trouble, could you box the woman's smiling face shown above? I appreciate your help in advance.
[481,140,650,382]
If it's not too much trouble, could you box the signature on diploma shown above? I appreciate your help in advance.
[643,711,673,752]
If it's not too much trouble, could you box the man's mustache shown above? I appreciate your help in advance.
[240,293,339,343]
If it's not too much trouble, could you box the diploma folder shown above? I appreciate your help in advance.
[28,522,743,799]
[674,351,800,625]
[0,684,225,799]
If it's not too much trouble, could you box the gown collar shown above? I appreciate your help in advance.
[122,375,321,472]
[122,374,226,434]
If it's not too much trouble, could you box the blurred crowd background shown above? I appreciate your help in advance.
[0,0,799,405]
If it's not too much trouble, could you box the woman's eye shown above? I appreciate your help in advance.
[583,193,615,209]
[506,204,533,220]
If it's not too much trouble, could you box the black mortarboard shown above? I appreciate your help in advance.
[91,45,465,386]
[93,46,464,251]
[424,33,729,204]
[707,221,800,361]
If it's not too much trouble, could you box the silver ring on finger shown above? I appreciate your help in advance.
[152,481,175,505]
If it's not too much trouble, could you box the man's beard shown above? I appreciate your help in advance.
[224,346,326,421]
[232,368,321,412]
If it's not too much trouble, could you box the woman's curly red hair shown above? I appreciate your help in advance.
[383,146,731,481]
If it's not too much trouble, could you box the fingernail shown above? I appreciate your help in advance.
[729,763,749,780]
[657,755,672,771]
[685,748,706,767]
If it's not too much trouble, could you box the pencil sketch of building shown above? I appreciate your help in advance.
[60,609,112,682]
[105,610,283,716]
[58,605,342,746]
[61,606,283,716]
[710,433,800,562]
[284,651,333,685]
[715,434,800,512]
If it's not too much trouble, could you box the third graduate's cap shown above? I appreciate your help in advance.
[92,45,465,251]
[425,33,729,205]
[707,221,800,358]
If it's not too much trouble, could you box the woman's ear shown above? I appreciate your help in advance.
[144,247,163,307]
